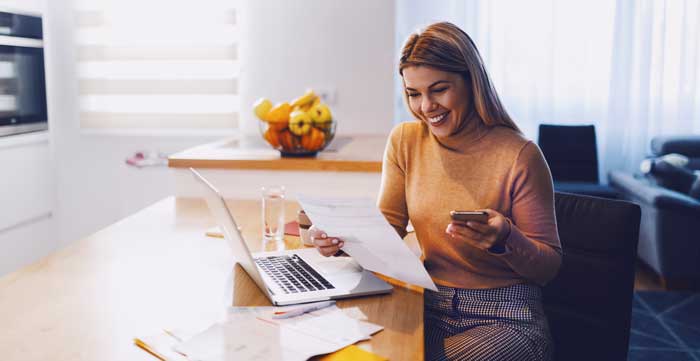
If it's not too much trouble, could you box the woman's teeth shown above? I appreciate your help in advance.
[428,113,447,124]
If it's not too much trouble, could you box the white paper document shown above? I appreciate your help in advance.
[174,305,382,361]
[297,195,437,291]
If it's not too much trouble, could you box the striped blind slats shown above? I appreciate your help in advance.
[79,79,238,95]
[75,9,237,27]
[74,1,239,129]
[77,45,238,61]
[79,113,238,129]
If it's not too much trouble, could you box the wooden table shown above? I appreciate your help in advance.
[0,197,423,360]
[168,135,386,173]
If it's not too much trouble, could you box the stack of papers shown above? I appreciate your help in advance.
[135,304,384,361]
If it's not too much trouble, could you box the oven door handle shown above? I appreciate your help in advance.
[0,35,43,48]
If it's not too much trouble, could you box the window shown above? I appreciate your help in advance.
[74,0,240,130]
[396,0,700,174]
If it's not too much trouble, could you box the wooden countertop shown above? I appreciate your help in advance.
[168,135,387,172]
[0,197,423,361]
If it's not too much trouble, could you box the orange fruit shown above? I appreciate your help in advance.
[263,128,280,148]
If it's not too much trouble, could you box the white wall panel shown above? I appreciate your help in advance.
[0,215,52,276]
[0,0,43,15]
[0,138,53,232]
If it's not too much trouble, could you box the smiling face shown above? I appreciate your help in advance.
[402,65,472,138]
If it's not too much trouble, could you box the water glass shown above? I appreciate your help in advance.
[261,185,285,243]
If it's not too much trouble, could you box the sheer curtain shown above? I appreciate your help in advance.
[396,0,700,178]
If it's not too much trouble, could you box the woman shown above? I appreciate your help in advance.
[311,22,561,361]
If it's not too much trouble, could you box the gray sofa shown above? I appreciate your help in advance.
[609,136,700,288]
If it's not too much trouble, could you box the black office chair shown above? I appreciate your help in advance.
[543,192,641,361]
[538,124,618,198]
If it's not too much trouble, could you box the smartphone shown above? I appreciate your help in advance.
[450,210,489,223]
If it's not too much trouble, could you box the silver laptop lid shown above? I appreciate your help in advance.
[190,168,271,298]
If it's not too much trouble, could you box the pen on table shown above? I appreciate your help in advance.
[133,338,167,361]
[272,300,336,319]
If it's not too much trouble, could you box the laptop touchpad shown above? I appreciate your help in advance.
[315,258,363,275]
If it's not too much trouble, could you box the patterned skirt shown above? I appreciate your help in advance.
[424,283,553,361]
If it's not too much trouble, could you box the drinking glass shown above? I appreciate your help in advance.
[261,185,285,244]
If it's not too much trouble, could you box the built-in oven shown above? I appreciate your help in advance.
[0,10,47,137]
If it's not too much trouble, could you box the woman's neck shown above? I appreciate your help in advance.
[432,115,490,152]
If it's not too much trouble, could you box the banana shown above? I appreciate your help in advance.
[310,96,321,108]
[290,89,318,109]
[253,98,273,121]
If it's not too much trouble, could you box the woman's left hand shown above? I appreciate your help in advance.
[445,209,511,251]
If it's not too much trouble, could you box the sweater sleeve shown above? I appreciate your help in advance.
[491,141,562,285]
[377,124,409,239]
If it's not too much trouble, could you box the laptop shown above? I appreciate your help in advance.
[191,168,393,306]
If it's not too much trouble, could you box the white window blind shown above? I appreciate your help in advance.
[74,0,240,129]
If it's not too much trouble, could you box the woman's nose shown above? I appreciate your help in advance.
[421,96,437,114]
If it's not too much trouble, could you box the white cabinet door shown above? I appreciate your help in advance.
[0,216,52,275]
[0,137,53,234]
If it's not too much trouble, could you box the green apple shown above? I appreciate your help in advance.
[309,103,332,128]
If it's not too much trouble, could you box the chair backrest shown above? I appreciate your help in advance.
[538,124,600,183]
[543,192,641,361]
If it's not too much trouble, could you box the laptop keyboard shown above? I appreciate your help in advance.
[255,255,336,294]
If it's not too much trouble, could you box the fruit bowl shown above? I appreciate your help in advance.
[254,90,336,157]
[259,118,336,157]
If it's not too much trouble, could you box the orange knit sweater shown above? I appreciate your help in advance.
[378,120,562,289]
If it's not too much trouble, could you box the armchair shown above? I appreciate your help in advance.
[609,135,700,288]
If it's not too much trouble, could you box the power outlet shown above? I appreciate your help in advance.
[315,87,337,105]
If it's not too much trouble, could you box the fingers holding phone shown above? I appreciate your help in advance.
[447,209,510,250]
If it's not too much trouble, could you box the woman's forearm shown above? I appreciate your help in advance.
[491,223,562,286]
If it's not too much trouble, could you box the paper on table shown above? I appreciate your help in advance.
[259,305,383,343]
[297,195,437,291]
[134,329,198,361]
[175,305,382,361]
[227,305,382,343]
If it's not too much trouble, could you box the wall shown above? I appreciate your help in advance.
[0,0,42,14]
[239,0,396,138]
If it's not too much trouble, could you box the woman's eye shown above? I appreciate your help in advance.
[407,92,420,98]
[432,87,447,93]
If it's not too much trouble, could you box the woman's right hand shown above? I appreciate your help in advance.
[309,225,345,257]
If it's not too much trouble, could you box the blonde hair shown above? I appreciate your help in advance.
[399,22,520,133]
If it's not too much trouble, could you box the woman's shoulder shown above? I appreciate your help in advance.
[389,120,428,143]
[487,126,547,169]
[486,126,534,153]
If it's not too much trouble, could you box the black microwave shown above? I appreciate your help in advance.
[0,11,47,137]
